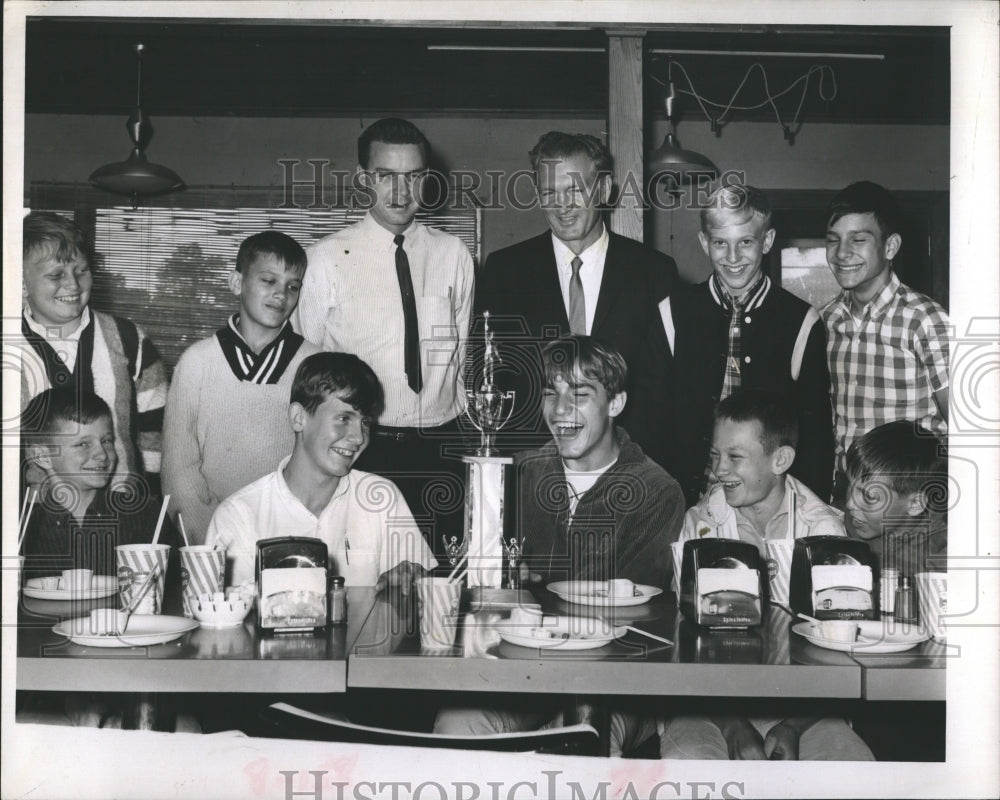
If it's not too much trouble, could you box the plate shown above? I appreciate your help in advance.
[53,615,198,648]
[23,575,118,601]
[547,580,663,607]
[792,621,929,654]
[495,618,626,650]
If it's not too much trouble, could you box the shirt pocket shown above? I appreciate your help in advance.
[341,547,380,587]
[416,295,458,359]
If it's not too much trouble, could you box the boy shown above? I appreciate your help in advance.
[205,351,437,590]
[821,181,949,492]
[633,184,833,506]
[20,212,168,489]
[661,389,872,761]
[163,231,319,543]
[434,336,684,755]
[20,388,181,582]
[844,420,947,575]
[676,388,845,566]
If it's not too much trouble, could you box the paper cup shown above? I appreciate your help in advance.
[179,546,226,618]
[415,577,461,651]
[818,620,859,643]
[89,609,128,635]
[60,568,93,591]
[116,544,170,614]
[670,541,684,596]
[765,539,794,607]
[915,572,947,641]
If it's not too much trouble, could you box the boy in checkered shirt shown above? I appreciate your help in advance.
[821,182,949,497]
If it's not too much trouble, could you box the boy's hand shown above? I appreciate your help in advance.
[375,561,427,595]
[714,716,767,759]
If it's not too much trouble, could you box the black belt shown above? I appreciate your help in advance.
[373,421,457,441]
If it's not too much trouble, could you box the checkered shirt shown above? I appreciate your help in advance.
[821,272,949,475]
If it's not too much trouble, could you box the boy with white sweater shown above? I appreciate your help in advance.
[163,231,319,542]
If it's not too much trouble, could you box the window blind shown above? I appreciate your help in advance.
[29,183,482,371]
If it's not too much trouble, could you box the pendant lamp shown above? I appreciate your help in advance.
[647,80,718,189]
[89,43,184,208]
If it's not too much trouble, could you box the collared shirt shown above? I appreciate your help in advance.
[22,305,92,374]
[708,273,771,400]
[553,226,610,335]
[294,213,474,428]
[205,456,438,587]
[821,272,949,474]
[215,315,304,384]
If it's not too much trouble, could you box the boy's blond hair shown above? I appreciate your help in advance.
[700,184,772,234]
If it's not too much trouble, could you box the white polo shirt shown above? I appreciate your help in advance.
[206,457,437,587]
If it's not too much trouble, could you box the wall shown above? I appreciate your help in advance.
[24,114,948,281]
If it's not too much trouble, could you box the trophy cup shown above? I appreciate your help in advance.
[461,312,520,596]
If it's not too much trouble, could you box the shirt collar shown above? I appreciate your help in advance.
[276,455,353,517]
[361,212,421,249]
[23,305,91,341]
[709,273,770,313]
[552,225,609,271]
[829,271,900,320]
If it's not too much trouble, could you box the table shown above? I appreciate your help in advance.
[16,587,376,725]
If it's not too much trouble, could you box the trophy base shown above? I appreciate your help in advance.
[468,587,540,611]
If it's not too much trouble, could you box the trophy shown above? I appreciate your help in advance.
[460,312,518,592]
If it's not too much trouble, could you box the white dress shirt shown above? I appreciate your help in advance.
[552,226,610,335]
[206,457,438,587]
[294,213,474,428]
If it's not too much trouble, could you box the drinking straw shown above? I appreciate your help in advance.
[176,512,191,548]
[151,495,170,545]
[122,563,162,625]
[17,488,38,553]
[623,626,673,646]
[450,564,470,586]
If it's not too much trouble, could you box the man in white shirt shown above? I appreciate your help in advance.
[206,352,437,590]
[294,118,474,560]
[473,131,678,448]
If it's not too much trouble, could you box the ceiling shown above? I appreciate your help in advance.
[24,19,949,124]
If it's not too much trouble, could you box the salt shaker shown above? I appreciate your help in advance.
[880,567,899,615]
[894,576,917,623]
[329,576,348,624]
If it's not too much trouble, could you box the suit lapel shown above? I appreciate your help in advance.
[532,232,570,332]
[591,233,626,336]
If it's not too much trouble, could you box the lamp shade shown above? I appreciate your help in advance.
[89,147,184,197]
[647,130,719,185]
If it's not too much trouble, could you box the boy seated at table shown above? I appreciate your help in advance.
[843,420,947,575]
[19,387,181,583]
[660,389,872,760]
[163,230,319,544]
[17,387,188,730]
[19,211,168,493]
[674,388,846,595]
[434,336,685,755]
[205,351,437,590]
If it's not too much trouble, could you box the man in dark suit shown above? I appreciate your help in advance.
[473,131,678,449]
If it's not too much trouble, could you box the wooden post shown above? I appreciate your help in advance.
[607,33,645,242]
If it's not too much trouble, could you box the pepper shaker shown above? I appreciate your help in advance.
[894,576,917,623]
[329,576,348,624]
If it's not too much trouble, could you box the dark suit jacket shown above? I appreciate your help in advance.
[472,229,678,449]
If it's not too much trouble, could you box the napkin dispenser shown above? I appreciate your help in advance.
[256,537,328,633]
[789,536,878,620]
[679,539,765,628]
[677,619,764,663]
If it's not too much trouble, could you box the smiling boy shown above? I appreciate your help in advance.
[516,335,685,589]
[633,184,833,506]
[821,181,949,491]
[20,388,180,582]
[163,231,319,542]
[205,352,437,590]
[19,212,168,490]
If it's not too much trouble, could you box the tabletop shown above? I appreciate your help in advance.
[16,587,376,694]
[347,586,889,699]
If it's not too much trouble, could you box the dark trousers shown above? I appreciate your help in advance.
[355,418,472,565]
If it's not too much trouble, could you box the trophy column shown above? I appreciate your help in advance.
[462,454,513,588]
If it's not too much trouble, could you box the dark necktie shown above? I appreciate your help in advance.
[568,256,586,335]
[394,234,422,393]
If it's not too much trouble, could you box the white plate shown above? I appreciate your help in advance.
[792,621,929,654]
[23,575,118,601]
[53,615,198,648]
[547,580,663,607]
[496,618,626,650]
